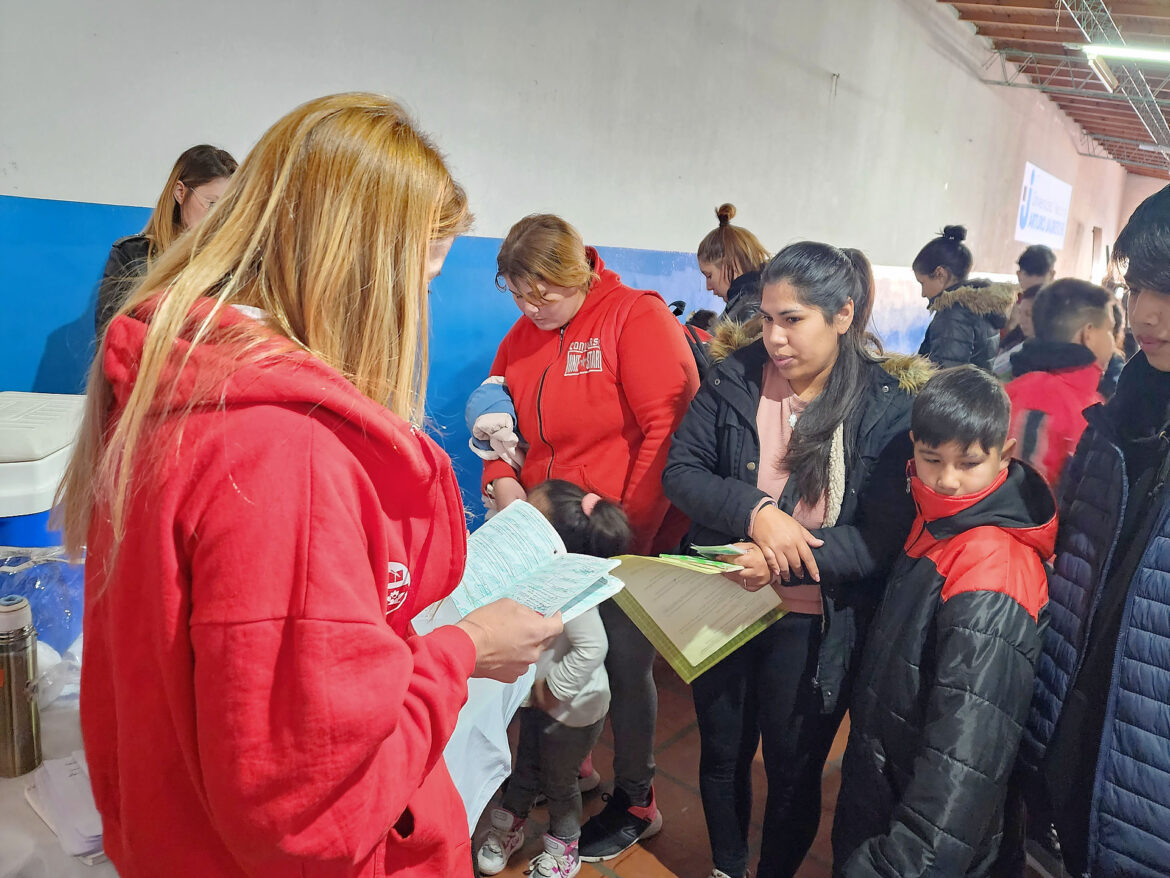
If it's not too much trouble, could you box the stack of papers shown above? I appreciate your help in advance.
[612,555,786,683]
[445,500,623,621]
[24,751,105,861]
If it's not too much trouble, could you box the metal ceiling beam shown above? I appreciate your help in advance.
[985,50,1170,108]
[948,1,1170,20]
[1060,0,1170,169]
[958,9,1170,40]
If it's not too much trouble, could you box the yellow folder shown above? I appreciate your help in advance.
[610,555,787,684]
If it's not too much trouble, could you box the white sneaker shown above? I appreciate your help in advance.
[529,833,581,878]
[708,870,740,878]
[476,808,526,876]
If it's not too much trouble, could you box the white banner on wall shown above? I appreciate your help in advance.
[1015,162,1072,250]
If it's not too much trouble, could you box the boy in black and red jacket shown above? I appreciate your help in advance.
[832,366,1057,878]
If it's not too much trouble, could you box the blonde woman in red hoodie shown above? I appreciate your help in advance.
[58,94,561,878]
[483,214,700,861]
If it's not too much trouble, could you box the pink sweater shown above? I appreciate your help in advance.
[755,362,825,615]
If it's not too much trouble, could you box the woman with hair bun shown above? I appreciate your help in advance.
[697,203,770,325]
[912,224,1016,371]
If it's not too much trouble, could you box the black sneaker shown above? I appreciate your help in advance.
[578,786,663,862]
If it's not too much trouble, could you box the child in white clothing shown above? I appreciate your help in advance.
[476,479,631,878]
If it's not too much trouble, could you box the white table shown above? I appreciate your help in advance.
[0,701,117,878]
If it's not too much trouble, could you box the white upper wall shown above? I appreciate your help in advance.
[0,0,1137,273]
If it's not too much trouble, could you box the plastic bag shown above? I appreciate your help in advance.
[0,548,85,653]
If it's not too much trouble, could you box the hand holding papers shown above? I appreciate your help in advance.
[446,500,621,621]
[611,555,786,683]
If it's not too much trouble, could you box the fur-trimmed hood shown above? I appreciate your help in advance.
[706,319,934,393]
[927,279,1018,318]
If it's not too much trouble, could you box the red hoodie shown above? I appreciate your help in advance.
[483,249,699,554]
[1005,350,1103,488]
[81,305,476,878]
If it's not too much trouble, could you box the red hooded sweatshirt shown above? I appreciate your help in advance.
[1005,340,1103,488]
[483,249,699,554]
[81,304,476,878]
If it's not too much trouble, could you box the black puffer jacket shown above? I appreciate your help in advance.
[918,280,1016,371]
[832,461,1057,878]
[718,269,761,325]
[96,234,152,335]
[662,332,932,711]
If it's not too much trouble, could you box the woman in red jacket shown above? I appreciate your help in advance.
[484,214,700,861]
[58,93,561,878]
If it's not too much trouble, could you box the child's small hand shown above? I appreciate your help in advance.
[531,678,560,713]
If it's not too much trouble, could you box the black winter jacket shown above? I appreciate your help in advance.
[719,270,762,325]
[918,280,1016,372]
[96,234,152,336]
[662,336,931,711]
[832,461,1057,878]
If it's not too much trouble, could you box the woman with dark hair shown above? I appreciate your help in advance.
[96,144,238,334]
[913,225,1015,371]
[697,203,770,325]
[663,242,932,878]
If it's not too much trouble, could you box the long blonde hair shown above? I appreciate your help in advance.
[142,144,238,260]
[59,93,471,557]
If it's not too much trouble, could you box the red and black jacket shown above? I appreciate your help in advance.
[1005,339,1103,488]
[832,460,1057,877]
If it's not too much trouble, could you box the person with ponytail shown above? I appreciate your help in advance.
[697,203,770,325]
[60,94,562,878]
[477,480,631,878]
[912,225,1016,371]
[663,242,933,878]
[95,144,238,335]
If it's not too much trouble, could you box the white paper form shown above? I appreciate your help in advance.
[507,555,620,617]
[450,501,565,616]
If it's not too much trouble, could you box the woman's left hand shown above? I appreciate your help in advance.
[749,504,824,583]
[719,543,774,592]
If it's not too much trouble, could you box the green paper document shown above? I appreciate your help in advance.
[690,544,746,558]
[611,555,786,683]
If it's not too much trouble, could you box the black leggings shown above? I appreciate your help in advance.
[691,612,848,878]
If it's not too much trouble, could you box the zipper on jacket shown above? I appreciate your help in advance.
[536,327,567,480]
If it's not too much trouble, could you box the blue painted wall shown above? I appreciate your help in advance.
[0,194,723,515]
[2,194,931,518]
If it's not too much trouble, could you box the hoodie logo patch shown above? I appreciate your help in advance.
[564,338,604,376]
[385,563,411,615]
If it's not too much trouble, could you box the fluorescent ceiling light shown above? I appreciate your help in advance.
[1087,54,1119,92]
[1077,44,1170,65]
[1138,143,1170,155]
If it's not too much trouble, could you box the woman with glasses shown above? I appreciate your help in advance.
[482,214,700,863]
[95,144,238,334]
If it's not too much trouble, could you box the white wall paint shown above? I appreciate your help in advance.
[0,0,1139,272]
[1119,173,1167,231]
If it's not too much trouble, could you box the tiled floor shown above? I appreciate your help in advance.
[478,656,1048,878]
[477,656,843,878]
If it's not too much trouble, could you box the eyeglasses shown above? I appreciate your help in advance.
[182,184,217,210]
